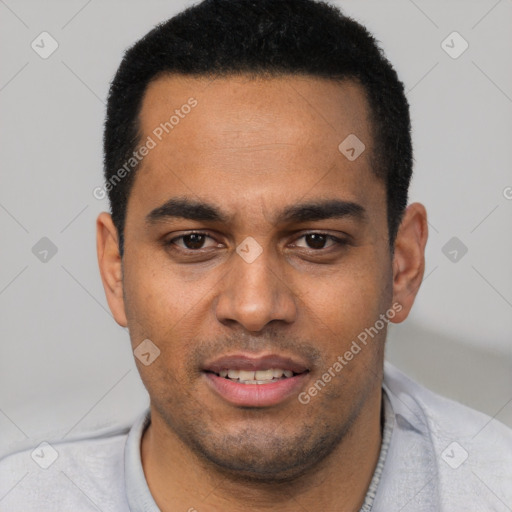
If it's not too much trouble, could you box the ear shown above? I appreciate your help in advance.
[390,202,428,323]
[96,212,128,327]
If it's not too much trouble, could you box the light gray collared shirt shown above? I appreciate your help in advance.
[1,362,511,511]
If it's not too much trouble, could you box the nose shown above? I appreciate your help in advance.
[214,243,298,332]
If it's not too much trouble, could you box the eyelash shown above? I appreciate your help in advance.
[166,231,348,252]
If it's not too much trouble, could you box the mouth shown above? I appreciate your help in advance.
[206,368,302,384]
[202,354,310,407]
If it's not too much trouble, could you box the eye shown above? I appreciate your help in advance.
[168,232,219,250]
[293,233,346,250]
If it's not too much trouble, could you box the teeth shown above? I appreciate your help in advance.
[255,370,274,380]
[238,370,255,381]
[217,368,295,382]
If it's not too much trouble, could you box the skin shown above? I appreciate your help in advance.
[97,74,428,511]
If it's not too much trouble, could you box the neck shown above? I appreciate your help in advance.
[141,388,382,512]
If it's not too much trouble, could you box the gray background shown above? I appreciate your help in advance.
[1,0,511,459]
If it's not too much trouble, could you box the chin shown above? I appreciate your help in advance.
[185,425,346,483]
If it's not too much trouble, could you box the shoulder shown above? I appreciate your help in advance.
[0,426,132,512]
[383,361,512,509]
[383,361,512,447]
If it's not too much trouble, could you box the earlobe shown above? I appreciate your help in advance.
[390,202,428,323]
[96,212,128,327]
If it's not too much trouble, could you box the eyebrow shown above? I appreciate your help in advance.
[146,197,229,224]
[278,199,366,224]
[145,197,367,226]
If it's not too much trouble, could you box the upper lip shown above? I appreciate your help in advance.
[203,354,309,374]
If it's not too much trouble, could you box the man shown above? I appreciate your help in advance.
[1,0,511,510]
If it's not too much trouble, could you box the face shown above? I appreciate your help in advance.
[97,74,426,481]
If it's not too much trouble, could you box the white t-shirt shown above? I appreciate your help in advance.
[1,362,511,511]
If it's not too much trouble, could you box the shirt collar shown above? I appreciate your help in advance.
[124,408,159,512]
[369,361,440,510]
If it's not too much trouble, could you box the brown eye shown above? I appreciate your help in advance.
[168,232,218,251]
[181,233,207,249]
[294,233,345,250]
[304,233,328,249]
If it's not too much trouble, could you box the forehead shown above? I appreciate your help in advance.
[130,74,381,220]
[139,73,372,154]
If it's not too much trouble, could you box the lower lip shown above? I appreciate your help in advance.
[203,372,309,407]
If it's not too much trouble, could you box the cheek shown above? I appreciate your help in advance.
[123,249,205,333]
[307,255,390,333]
[122,254,214,380]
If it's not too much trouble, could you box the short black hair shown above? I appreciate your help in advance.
[104,0,412,256]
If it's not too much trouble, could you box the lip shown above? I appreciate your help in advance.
[202,354,309,374]
[204,371,309,407]
[202,353,310,407]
